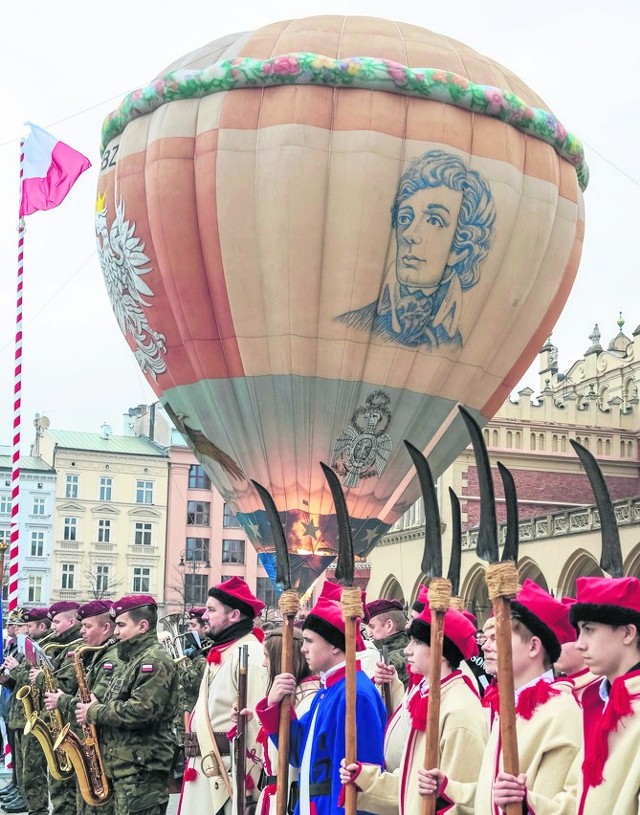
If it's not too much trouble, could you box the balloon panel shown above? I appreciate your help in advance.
[97,16,585,558]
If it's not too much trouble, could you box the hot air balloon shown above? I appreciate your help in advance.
[96,15,587,592]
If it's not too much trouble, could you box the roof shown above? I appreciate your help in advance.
[46,431,167,457]
[0,455,55,473]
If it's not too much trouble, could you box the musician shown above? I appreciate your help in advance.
[178,577,267,815]
[31,601,83,815]
[364,599,409,688]
[75,594,178,815]
[4,608,52,815]
[256,596,387,815]
[44,599,119,815]
[0,610,24,808]
[341,605,487,815]
[570,576,640,815]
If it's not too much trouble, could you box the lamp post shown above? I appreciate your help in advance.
[178,546,211,617]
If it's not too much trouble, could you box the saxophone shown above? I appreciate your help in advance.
[53,643,113,807]
[18,641,76,780]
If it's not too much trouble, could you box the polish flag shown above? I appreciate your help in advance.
[19,122,91,217]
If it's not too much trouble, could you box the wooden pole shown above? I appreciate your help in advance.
[341,587,362,815]
[276,591,299,815]
[423,577,451,815]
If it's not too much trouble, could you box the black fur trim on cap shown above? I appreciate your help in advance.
[510,601,561,664]
[570,603,640,630]
[408,620,463,669]
[208,588,254,620]
[412,600,426,614]
[303,614,345,652]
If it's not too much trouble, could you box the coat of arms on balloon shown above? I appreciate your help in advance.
[96,16,587,594]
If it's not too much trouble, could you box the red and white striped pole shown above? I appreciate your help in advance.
[9,140,26,615]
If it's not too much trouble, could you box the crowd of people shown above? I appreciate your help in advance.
[0,572,637,815]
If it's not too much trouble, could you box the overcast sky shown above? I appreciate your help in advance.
[0,0,638,447]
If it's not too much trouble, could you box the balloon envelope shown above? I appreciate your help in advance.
[96,16,586,584]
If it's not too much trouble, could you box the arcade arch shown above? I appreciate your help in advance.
[557,549,604,598]
[517,557,549,591]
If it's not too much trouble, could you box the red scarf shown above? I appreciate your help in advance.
[582,672,640,788]
[481,677,560,720]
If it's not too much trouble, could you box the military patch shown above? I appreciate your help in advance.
[141,663,154,672]
[102,663,114,670]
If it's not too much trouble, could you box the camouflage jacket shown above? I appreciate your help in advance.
[57,639,120,720]
[85,630,178,779]
[373,628,410,688]
[7,630,56,729]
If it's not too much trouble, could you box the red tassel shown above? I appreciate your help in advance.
[207,648,222,665]
[184,767,198,782]
[482,680,500,715]
[253,627,265,643]
[583,676,639,788]
[516,679,560,721]
[408,686,429,731]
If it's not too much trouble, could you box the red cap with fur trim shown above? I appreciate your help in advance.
[77,600,113,620]
[319,580,342,601]
[511,579,575,663]
[570,576,640,629]
[303,597,365,652]
[209,577,265,619]
[409,605,478,662]
[110,594,157,619]
[412,584,429,613]
[364,598,405,624]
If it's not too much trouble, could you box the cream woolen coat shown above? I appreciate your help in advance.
[353,671,487,815]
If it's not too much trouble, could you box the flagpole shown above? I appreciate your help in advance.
[9,140,26,614]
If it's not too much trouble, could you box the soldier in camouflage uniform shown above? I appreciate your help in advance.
[4,607,52,815]
[30,600,83,815]
[175,607,213,742]
[44,599,120,815]
[365,599,410,689]
[75,594,178,815]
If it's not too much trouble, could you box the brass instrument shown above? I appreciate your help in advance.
[157,630,193,665]
[18,639,80,781]
[53,643,112,807]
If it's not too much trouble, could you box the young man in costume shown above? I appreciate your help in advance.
[571,575,640,815]
[256,595,387,815]
[178,577,267,815]
[75,595,178,815]
[470,579,583,815]
[341,604,486,815]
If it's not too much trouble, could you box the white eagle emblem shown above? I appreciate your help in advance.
[332,391,392,488]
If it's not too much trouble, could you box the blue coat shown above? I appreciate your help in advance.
[256,667,386,815]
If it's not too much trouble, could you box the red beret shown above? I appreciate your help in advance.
[209,577,265,618]
[77,600,113,620]
[22,607,50,622]
[303,597,365,652]
[410,605,478,662]
[570,576,640,629]
[110,594,157,619]
[187,606,207,620]
[48,601,80,619]
[511,579,575,663]
[364,598,405,624]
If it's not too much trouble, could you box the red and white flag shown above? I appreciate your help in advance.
[19,122,91,217]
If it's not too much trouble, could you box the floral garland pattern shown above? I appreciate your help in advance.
[101,53,588,190]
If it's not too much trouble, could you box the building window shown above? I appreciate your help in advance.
[96,565,110,594]
[132,567,150,593]
[188,465,211,490]
[134,522,152,546]
[61,563,75,590]
[135,480,154,504]
[97,519,111,543]
[187,501,211,526]
[28,576,43,603]
[223,504,241,529]
[32,496,46,516]
[185,573,209,606]
[0,530,8,544]
[30,531,45,557]
[99,477,113,501]
[222,539,245,565]
[185,537,210,563]
[65,474,79,499]
[256,577,277,610]
[63,517,77,541]
[0,495,10,515]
